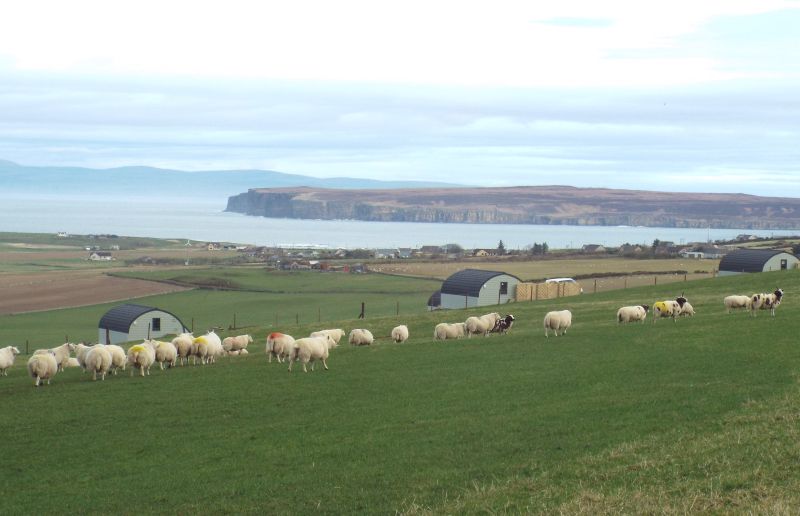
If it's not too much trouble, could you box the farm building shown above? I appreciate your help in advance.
[98,303,188,345]
[439,269,520,309]
[427,290,441,311]
[718,249,799,276]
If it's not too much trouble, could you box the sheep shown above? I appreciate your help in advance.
[27,351,58,386]
[348,329,374,346]
[544,310,572,337]
[239,349,249,356]
[33,342,72,371]
[679,301,695,317]
[127,341,156,377]
[70,342,94,370]
[433,322,468,340]
[226,348,250,356]
[391,325,409,343]
[222,334,253,353]
[171,333,194,366]
[266,332,296,363]
[465,312,501,337]
[153,340,178,370]
[309,329,346,347]
[652,296,688,323]
[490,314,516,334]
[724,295,752,313]
[288,335,335,373]
[84,345,113,381]
[0,346,20,376]
[751,288,784,317]
[617,305,649,324]
[193,331,224,365]
[105,344,127,374]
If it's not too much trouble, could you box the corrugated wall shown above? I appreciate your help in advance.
[516,282,582,301]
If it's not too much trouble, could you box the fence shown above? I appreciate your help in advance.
[516,281,582,301]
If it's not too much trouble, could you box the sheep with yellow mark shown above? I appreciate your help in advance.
[127,341,156,377]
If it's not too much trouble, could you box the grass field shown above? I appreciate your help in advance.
[2,268,799,513]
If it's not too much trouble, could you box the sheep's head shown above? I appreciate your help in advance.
[774,288,784,300]
[676,296,687,307]
[11,346,20,355]
[640,304,650,312]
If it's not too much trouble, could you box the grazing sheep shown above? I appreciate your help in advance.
[751,288,784,317]
[66,357,81,368]
[27,351,58,386]
[309,329,346,347]
[391,325,409,343]
[724,295,752,313]
[239,349,249,356]
[543,310,572,337]
[653,296,688,323]
[617,305,649,324]
[490,314,516,334]
[0,346,20,376]
[85,345,113,381]
[194,331,224,365]
[33,342,72,372]
[70,342,94,371]
[266,332,296,363]
[153,340,178,370]
[105,344,127,374]
[433,322,468,340]
[679,301,695,317]
[127,341,156,377]
[348,329,374,346]
[288,335,335,373]
[171,333,194,366]
[222,334,253,353]
[465,312,501,337]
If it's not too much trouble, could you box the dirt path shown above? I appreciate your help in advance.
[0,271,191,314]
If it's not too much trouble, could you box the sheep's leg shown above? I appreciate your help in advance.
[35,376,41,387]
[302,362,308,373]
[93,370,97,381]
[322,358,329,371]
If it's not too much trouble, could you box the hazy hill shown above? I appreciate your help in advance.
[0,160,458,199]
[227,185,800,229]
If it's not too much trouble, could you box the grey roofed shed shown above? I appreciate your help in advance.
[427,290,441,310]
[98,303,188,344]
[718,248,799,275]
[440,268,520,309]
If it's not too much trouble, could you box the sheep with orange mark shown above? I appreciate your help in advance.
[127,341,156,377]
[27,351,58,386]
[222,334,253,353]
[0,346,20,376]
[266,332,295,363]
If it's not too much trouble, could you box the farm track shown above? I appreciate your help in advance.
[0,270,191,314]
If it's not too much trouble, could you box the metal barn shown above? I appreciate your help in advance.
[98,303,188,345]
[718,249,799,276]
[439,269,520,309]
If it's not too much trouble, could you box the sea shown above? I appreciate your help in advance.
[0,195,795,250]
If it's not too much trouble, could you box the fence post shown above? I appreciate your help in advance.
[624,278,627,289]
[296,314,299,325]
[26,340,29,355]
[594,279,597,293]
[65,335,69,343]
[396,301,400,316]
[233,313,237,330]
[654,276,658,286]
[684,273,687,281]
[191,317,194,333]
[275,313,278,326]
[318,307,321,322]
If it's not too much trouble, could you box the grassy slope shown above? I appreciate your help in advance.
[1,270,798,513]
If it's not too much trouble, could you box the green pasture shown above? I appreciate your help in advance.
[0,231,183,250]
[1,269,800,513]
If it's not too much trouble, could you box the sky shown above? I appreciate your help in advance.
[1,0,799,196]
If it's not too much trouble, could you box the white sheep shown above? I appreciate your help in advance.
[652,296,688,323]
[391,325,409,343]
[617,305,649,324]
[239,349,249,356]
[723,295,752,313]
[348,328,374,346]
[33,342,72,371]
[171,333,194,366]
[309,329,346,348]
[543,310,572,337]
[266,332,296,363]
[288,335,335,373]
[465,312,501,337]
[194,331,224,365]
[679,301,695,317]
[153,340,178,370]
[85,345,113,381]
[433,322,468,340]
[66,357,81,368]
[105,344,127,374]
[751,288,784,317]
[222,334,253,353]
[0,346,20,376]
[127,341,156,377]
[27,351,58,386]
[70,342,93,371]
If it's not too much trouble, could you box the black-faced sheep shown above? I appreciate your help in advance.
[751,288,783,317]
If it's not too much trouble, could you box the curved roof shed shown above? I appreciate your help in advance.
[718,249,799,275]
[440,269,520,309]
[427,290,441,311]
[98,303,188,344]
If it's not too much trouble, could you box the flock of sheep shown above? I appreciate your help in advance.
[0,288,785,385]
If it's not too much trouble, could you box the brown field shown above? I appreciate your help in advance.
[0,270,191,314]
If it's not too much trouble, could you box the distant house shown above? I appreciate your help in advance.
[88,251,113,261]
[618,244,643,254]
[207,242,222,251]
[398,248,413,259]
[582,244,606,253]
[736,234,759,241]
[472,249,494,257]
[56,231,69,238]
[679,245,728,259]
[420,245,444,256]
[719,249,799,275]
[375,248,399,259]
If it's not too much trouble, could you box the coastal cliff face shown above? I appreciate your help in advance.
[225,186,800,229]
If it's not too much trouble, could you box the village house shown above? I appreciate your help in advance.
[88,251,113,261]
